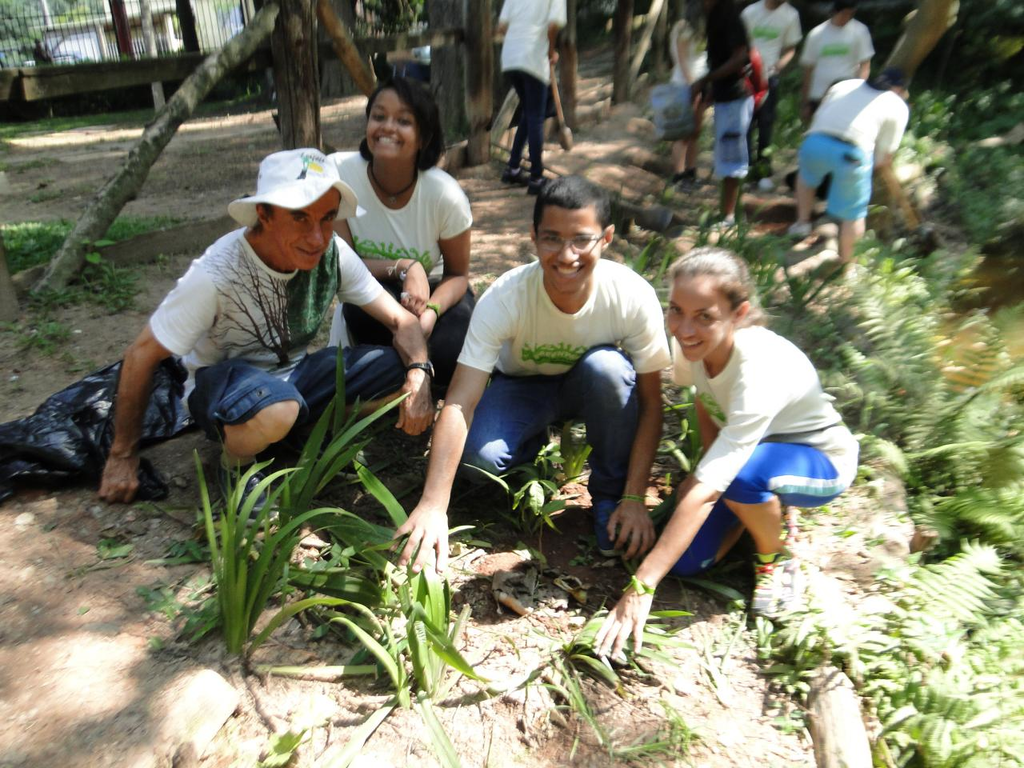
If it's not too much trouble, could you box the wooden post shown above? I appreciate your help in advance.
[108,0,135,58]
[271,0,321,149]
[560,0,578,129]
[807,666,873,768]
[464,0,493,165]
[652,0,669,80]
[140,0,166,110]
[176,0,201,53]
[34,3,280,293]
[317,0,375,97]
[430,0,467,142]
[629,0,665,82]
[612,0,633,104]
[0,230,18,322]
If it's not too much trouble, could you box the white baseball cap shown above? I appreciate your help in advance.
[228,148,362,226]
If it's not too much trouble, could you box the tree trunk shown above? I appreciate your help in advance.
[807,666,872,768]
[652,0,669,80]
[0,231,18,322]
[430,0,467,141]
[885,0,959,80]
[109,0,135,58]
[140,0,166,110]
[629,0,666,82]
[176,0,201,53]
[33,3,280,295]
[612,0,634,104]
[272,0,320,149]
[317,0,375,97]
[560,0,578,129]
[464,0,493,165]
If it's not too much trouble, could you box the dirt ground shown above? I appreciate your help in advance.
[0,63,903,768]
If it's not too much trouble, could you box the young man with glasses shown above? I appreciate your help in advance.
[395,176,672,573]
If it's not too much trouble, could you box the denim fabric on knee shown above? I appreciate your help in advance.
[188,347,405,441]
[189,359,307,441]
[461,346,639,499]
[289,345,406,423]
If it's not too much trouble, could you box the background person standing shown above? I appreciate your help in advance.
[799,0,874,123]
[741,0,802,190]
[497,0,568,196]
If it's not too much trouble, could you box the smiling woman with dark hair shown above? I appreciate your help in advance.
[328,77,474,388]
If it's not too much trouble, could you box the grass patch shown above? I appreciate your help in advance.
[2,215,183,273]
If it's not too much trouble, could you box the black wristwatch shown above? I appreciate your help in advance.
[407,361,435,378]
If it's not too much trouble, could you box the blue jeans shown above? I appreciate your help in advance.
[507,69,549,179]
[188,345,406,441]
[462,346,638,502]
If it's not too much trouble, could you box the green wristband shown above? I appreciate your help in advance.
[619,493,646,504]
[426,302,441,318]
[626,574,656,597]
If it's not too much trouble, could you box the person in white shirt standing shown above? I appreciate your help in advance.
[788,68,910,262]
[497,0,568,196]
[667,15,709,190]
[799,0,874,123]
[741,0,802,190]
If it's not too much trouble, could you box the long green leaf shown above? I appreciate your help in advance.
[323,700,397,768]
[329,615,407,704]
[356,461,408,526]
[249,595,349,652]
[415,696,462,768]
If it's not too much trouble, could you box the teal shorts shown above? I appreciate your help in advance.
[798,133,872,221]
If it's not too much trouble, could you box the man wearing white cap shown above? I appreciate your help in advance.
[98,148,435,505]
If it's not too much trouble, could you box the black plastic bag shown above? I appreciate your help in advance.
[0,358,194,503]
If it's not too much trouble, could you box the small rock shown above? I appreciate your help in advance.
[89,505,105,519]
[173,476,189,489]
[153,669,239,765]
[14,512,35,528]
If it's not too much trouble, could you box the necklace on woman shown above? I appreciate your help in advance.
[369,162,417,205]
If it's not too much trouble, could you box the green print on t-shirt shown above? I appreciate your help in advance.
[752,26,780,41]
[521,342,588,367]
[286,238,340,354]
[820,43,851,57]
[352,235,434,273]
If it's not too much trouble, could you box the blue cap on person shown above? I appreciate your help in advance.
[227,148,362,226]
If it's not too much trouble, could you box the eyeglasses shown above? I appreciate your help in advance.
[536,233,603,255]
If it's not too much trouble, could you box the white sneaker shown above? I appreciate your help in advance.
[787,221,812,238]
[757,177,776,192]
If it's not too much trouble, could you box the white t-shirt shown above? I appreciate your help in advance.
[809,79,909,162]
[499,0,567,84]
[669,19,708,85]
[741,0,802,74]
[329,152,473,279]
[459,260,672,377]
[149,228,381,401]
[672,326,859,493]
[800,18,874,101]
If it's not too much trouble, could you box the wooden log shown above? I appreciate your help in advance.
[629,0,666,83]
[0,230,18,322]
[807,666,872,768]
[317,0,376,97]
[560,0,578,129]
[272,0,320,149]
[612,0,634,104]
[464,0,494,166]
[33,2,280,294]
[490,87,520,151]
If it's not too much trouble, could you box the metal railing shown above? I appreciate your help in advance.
[0,0,427,69]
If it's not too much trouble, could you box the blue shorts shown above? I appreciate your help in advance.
[713,97,754,179]
[798,133,873,221]
[187,345,406,441]
[670,441,848,576]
